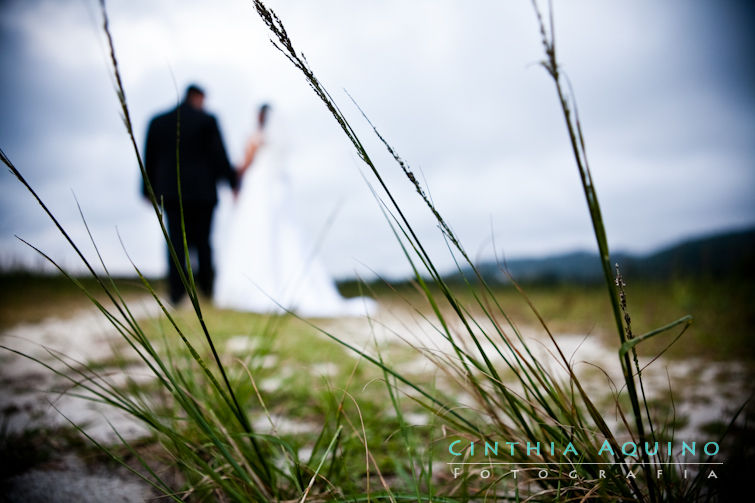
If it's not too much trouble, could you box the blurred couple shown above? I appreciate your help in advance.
[144,84,372,317]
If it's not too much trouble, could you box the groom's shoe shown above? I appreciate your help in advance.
[168,290,185,308]
[168,295,194,311]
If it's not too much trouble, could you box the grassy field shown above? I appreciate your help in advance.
[3,272,752,360]
[1,271,752,500]
[349,275,755,361]
[0,273,150,331]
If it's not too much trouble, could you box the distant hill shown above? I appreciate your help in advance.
[448,227,755,284]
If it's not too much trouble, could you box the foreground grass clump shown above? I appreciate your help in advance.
[1,0,748,501]
[83,305,448,500]
[247,0,740,500]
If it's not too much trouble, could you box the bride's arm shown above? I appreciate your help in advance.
[236,134,262,178]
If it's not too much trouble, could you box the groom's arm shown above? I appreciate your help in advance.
[207,115,239,192]
[142,118,158,200]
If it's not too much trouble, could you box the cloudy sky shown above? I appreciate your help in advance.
[1,0,754,280]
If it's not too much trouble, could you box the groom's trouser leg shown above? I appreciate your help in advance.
[191,204,215,297]
[166,204,187,304]
[165,203,215,302]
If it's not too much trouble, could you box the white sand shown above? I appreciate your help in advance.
[0,298,160,443]
[321,308,753,440]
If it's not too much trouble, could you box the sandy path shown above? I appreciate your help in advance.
[324,307,753,440]
[0,297,164,502]
[5,297,747,444]
[0,297,160,443]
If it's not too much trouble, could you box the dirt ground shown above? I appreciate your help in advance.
[1,296,752,501]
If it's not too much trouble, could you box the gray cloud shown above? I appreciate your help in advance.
[1,0,754,279]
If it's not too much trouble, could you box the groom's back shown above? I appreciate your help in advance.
[145,102,233,205]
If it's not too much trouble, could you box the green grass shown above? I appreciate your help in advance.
[106,305,447,499]
[3,285,749,498]
[3,272,750,361]
[355,277,755,361]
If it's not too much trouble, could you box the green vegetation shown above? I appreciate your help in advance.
[360,278,753,361]
[0,273,149,330]
[3,273,750,361]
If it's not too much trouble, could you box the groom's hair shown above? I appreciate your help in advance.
[185,84,205,100]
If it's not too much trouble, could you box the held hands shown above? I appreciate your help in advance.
[231,132,264,203]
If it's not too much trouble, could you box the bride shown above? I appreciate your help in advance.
[214,104,374,317]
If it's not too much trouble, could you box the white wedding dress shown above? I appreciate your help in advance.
[214,114,374,317]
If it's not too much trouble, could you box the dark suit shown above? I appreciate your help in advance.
[144,101,238,303]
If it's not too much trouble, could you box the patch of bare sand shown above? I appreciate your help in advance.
[0,298,162,442]
[0,297,165,501]
[319,307,753,440]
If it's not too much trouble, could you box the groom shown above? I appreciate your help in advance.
[143,84,238,304]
